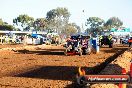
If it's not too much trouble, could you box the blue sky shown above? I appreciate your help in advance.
[0,0,132,30]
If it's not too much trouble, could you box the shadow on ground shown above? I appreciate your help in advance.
[12,46,129,88]
[13,48,126,87]
[13,44,129,56]
[90,48,128,74]
[14,66,80,81]
[101,47,128,53]
[13,49,65,55]
[13,64,124,88]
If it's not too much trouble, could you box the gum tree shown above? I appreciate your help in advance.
[85,17,104,35]
[13,14,34,31]
[104,17,123,31]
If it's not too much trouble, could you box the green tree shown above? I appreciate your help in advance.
[85,17,104,35]
[104,17,123,31]
[13,14,34,31]
[0,25,14,31]
[0,19,14,31]
[71,23,81,33]
[62,23,78,36]
[46,7,70,34]
[33,18,48,31]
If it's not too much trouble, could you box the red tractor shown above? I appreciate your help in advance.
[64,36,82,56]
[64,34,91,56]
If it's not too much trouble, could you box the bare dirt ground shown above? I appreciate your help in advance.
[0,44,129,88]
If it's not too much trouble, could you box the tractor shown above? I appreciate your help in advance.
[64,34,91,56]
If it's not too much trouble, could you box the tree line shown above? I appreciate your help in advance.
[0,7,123,36]
[85,16,123,36]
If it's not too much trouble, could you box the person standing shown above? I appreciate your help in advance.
[108,34,113,48]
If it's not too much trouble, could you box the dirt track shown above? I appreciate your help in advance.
[0,44,129,88]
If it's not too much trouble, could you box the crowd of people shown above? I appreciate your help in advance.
[0,32,132,48]
[0,34,24,44]
[99,34,132,47]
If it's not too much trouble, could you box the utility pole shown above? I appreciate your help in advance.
[82,9,86,33]
[81,23,84,33]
